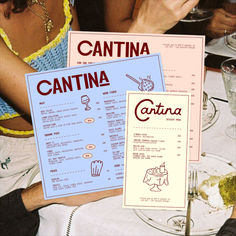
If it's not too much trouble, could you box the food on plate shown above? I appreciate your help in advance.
[219,173,236,207]
[199,172,236,209]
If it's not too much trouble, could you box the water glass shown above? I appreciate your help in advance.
[221,58,236,139]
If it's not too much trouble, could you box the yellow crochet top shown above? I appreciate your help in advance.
[0,0,72,136]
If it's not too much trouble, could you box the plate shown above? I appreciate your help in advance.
[202,98,220,131]
[134,153,235,235]
[225,33,236,52]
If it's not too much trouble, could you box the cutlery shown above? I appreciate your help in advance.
[203,91,208,110]
[185,170,198,236]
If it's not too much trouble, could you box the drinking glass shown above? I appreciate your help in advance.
[181,3,213,22]
[221,58,236,139]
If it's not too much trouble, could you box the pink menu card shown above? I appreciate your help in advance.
[67,32,205,161]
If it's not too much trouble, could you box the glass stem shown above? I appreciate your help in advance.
[191,5,199,13]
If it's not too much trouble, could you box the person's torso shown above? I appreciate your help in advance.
[0,0,79,137]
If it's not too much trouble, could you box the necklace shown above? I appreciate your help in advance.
[28,0,53,43]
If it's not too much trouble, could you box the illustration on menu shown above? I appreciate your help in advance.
[143,162,169,192]
[125,74,154,91]
[81,95,91,111]
[25,54,165,199]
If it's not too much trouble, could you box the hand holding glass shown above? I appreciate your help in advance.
[223,0,236,51]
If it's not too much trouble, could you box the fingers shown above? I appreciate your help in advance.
[180,0,199,9]
[213,21,236,34]
[162,0,200,21]
[159,0,200,24]
[219,8,236,19]
[206,8,236,38]
[177,0,200,19]
[217,9,236,26]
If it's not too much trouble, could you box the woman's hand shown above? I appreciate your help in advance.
[21,181,123,212]
[128,0,199,34]
[206,8,236,38]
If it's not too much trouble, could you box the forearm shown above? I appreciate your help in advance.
[21,181,123,212]
[110,19,133,33]
[21,182,56,212]
[127,0,165,34]
[128,16,164,34]
[104,0,135,32]
[0,39,36,116]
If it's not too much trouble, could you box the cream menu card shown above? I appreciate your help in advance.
[123,91,191,210]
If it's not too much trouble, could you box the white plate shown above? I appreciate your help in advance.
[205,37,235,58]
[202,98,220,131]
[134,153,235,235]
[225,33,236,52]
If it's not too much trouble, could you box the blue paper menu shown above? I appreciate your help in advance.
[25,54,165,199]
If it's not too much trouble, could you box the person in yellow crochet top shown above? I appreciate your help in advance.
[0,0,199,235]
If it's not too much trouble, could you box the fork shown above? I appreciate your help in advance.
[203,91,208,111]
[185,169,198,236]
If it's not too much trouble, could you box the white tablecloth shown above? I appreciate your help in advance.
[37,70,236,236]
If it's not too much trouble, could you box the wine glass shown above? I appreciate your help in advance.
[225,32,236,51]
[221,58,236,139]
[181,3,213,22]
[81,95,91,111]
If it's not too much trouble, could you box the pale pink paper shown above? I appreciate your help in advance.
[67,32,205,161]
[123,91,191,210]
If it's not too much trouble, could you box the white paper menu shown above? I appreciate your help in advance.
[68,32,205,161]
[25,54,165,199]
[123,91,191,210]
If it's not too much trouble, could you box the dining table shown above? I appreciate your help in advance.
[36,39,236,236]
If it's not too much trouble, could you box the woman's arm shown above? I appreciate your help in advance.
[128,0,199,34]
[104,0,199,34]
[0,38,35,116]
[104,0,135,32]
[21,181,122,211]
